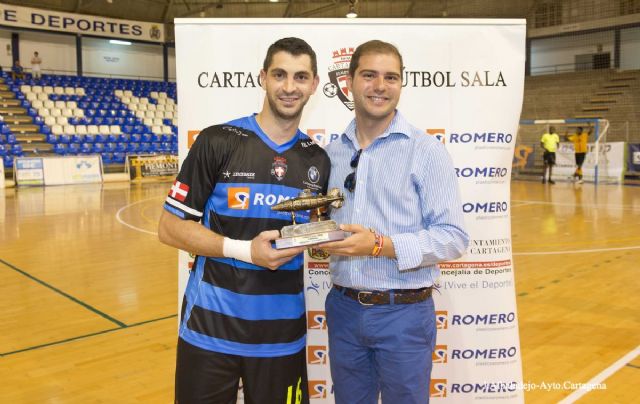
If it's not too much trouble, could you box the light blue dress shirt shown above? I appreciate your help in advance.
[325,111,469,290]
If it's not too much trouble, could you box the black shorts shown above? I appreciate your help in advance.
[175,338,309,404]
[575,152,586,167]
[543,151,556,165]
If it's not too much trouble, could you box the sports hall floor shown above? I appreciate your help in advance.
[0,180,638,403]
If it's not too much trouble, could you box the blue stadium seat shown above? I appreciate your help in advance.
[93,143,105,153]
[4,155,14,167]
[54,143,67,155]
[139,142,151,153]
[127,143,140,153]
[113,152,125,164]
[0,144,6,156]
[70,134,85,144]
[68,143,80,154]
[80,143,93,154]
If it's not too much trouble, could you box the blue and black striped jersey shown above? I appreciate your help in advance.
[165,114,330,357]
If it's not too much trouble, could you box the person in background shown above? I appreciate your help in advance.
[540,126,560,184]
[11,60,24,81]
[31,52,42,80]
[565,126,590,184]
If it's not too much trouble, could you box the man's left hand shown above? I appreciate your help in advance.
[318,224,375,256]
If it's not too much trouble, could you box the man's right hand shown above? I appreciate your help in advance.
[251,230,306,271]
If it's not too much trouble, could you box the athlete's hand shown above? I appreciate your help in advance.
[318,224,375,257]
[251,230,306,271]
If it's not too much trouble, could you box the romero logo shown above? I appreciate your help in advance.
[432,345,448,364]
[227,187,250,209]
[308,380,328,399]
[307,310,327,330]
[427,128,446,144]
[323,47,355,110]
[187,130,200,149]
[430,379,447,398]
[435,311,448,329]
[307,345,328,365]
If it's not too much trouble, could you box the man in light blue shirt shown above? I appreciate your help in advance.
[319,40,469,403]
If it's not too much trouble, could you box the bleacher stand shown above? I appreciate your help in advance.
[0,69,178,168]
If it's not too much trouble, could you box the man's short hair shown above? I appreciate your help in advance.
[263,37,317,76]
[348,40,403,79]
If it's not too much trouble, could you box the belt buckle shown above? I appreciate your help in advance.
[357,291,374,306]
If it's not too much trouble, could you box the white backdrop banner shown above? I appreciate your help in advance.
[175,18,526,402]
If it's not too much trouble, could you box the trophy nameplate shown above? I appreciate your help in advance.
[271,188,346,249]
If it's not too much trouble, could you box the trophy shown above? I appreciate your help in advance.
[271,188,346,249]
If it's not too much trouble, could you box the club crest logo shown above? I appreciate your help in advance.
[323,47,355,111]
[271,156,287,181]
[308,247,330,260]
[149,25,162,40]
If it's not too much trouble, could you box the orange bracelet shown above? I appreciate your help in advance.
[371,232,384,257]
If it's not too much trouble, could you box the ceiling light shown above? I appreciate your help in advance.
[346,0,358,18]
[109,39,131,46]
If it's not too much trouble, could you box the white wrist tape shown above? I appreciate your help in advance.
[223,238,253,264]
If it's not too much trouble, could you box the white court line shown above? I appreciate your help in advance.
[512,199,640,211]
[115,197,160,236]
[558,345,640,403]
[514,245,640,256]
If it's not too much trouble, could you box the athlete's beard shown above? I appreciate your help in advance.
[266,91,308,121]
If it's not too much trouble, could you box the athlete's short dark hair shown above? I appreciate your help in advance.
[263,37,317,77]
[348,40,403,79]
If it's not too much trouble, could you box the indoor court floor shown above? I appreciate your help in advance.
[0,180,638,403]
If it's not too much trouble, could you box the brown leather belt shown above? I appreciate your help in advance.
[334,284,432,306]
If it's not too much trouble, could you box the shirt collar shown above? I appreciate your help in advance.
[341,110,412,148]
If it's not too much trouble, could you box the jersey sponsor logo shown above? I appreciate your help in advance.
[307,166,319,184]
[307,310,327,330]
[227,187,250,209]
[226,187,296,210]
[169,180,189,202]
[323,47,355,111]
[271,156,288,181]
[307,345,328,365]
[430,379,448,398]
[432,345,448,363]
[308,380,328,399]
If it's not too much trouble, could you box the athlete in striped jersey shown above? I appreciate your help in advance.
[159,37,329,404]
